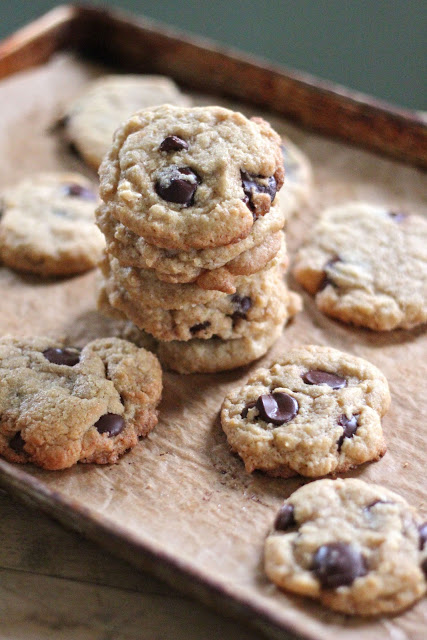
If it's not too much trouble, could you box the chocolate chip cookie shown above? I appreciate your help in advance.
[97,197,285,291]
[101,253,289,342]
[98,281,301,373]
[156,296,300,374]
[293,202,427,330]
[99,105,284,250]
[264,478,427,615]
[221,345,390,477]
[63,75,190,169]
[0,172,104,276]
[0,336,162,470]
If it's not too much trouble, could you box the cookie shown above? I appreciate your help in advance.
[293,202,427,330]
[264,478,427,615]
[157,302,298,374]
[0,172,104,276]
[0,336,162,470]
[100,254,290,342]
[97,198,285,291]
[220,345,389,477]
[63,75,190,169]
[279,136,312,217]
[98,285,301,373]
[100,240,287,310]
[99,105,284,250]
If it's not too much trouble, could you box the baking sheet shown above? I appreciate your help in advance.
[0,53,426,640]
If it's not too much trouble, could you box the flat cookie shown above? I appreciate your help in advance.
[0,172,104,276]
[264,478,427,615]
[221,345,389,477]
[63,75,190,169]
[293,202,427,330]
[0,336,162,470]
[99,105,284,250]
[279,136,312,217]
[97,199,285,291]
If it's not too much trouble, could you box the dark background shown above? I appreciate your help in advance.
[1,0,426,110]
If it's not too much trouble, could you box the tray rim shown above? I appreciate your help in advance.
[0,4,425,168]
[0,6,426,640]
[0,458,318,640]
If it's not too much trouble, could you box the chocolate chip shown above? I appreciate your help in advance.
[95,413,125,437]
[241,170,277,212]
[337,414,359,450]
[302,370,347,389]
[256,392,298,426]
[230,294,252,324]
[43,348,80,366]
[389,210,407,223]
[318,256,340,292]
[159,136,188,152]
[231,294,252,316]
[62,183,97,200]
[422,558,427,578]
[190,321,211,335]
[419,522,427,550]
[241,401,256,418]
[274,504,296,531]
[155,166,200,206]
[312,542,367,589]
[9,432,25,454]
[364,499,394,514]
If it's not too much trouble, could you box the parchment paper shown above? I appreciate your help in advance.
[0,53,426,640]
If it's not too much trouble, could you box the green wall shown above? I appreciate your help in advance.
[1,0,425,110]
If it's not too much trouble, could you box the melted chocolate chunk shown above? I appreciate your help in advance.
[312,542,367,589]
[241,401,256,419]
[9,432,25,454]
[422,558,427,578]
[364,499,394,515]
[43,348,80,366]
[95,413,125,437]
[337,414,359,450]
[155,166,200,206]
[159,135,188,152]
[190,321,211,335]
[318,256,341,292]
[62,183,97,200]
[419,522,427,550]
[230,294,252,324]
[256,392,298,426]
[274,504,296,531]
[389,210,407,223]
[241,170,277,212]
[302,370,347,389]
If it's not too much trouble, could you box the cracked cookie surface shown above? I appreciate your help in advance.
[221,345,390,477]
[293,202,427,330]
[0,173,104,276]
[0,336,162,470]
[264,478,427,615]
[98,104,284,250]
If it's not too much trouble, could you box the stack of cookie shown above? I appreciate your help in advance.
[97,104,300,372]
